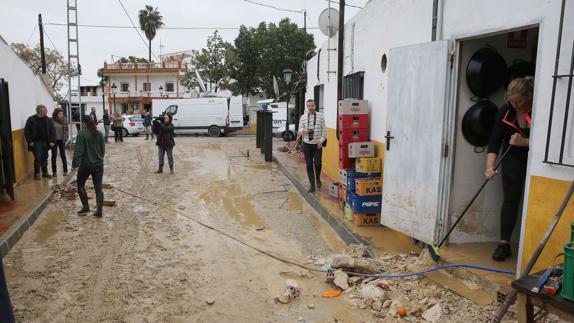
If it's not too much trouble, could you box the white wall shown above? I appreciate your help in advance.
[0,35,55,130]
[306,0,433,143]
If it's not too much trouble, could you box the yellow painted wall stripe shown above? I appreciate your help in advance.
[522,176,574,272]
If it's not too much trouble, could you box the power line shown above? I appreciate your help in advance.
[117,0,159,61]
[44,22,320,30]
[243,0,304,13]
[42,28,60,53]
[326,0,364,9]
[25,25,37,46]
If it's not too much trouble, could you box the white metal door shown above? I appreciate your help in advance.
[382,40,451,245]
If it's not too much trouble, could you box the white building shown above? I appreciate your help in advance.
[101,61,188,114]
[307,0,574,272]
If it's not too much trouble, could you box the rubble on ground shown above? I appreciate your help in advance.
[274,279,300,304]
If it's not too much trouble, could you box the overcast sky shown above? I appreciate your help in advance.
[1,0,367,86]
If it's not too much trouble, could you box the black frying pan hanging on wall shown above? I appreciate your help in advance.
[466,48,508,98]
[462,100,499,147]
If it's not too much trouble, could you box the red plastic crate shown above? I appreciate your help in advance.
[339,145,355,169]
[338,114,369,130]
[338,128,369,142]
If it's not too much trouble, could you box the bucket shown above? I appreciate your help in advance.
[561,241,574,301]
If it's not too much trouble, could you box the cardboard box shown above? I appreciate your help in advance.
[353,212,381,226]
[338,99,369,115]
[346,171,374,192]
[348,142,375,158]
[348,191,382,213]
[328,182,339,198]
[356,157,382,174]
[338,128,369,142]
[355,178,383,196]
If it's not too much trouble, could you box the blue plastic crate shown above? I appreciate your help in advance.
[348,191,382,213]
[347,171,380,192]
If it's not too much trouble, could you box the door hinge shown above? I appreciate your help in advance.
[449,54,454,69]
[442,144,449,157]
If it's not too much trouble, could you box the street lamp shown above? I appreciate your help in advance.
[282,69,293,142]
[159,85,164,98]
[100,78,106,115]
[111,83,117,113]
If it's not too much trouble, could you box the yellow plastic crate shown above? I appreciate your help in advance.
[356,157,382,174]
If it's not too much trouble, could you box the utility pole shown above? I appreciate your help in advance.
[303,10,307,32]
[336,1,345,102]
[38,14,46,74]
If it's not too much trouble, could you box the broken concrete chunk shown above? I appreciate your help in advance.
[307,304,315,309]
[333,270,349,290]
[383,300,392,309]
[274,279,300,304]
[331,256,381,274]
[205,298,215,305]
[422,302,443,323]
[359,285,387,302]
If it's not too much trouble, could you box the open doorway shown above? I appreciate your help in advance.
[445,26,539,272]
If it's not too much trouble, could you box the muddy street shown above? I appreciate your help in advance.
[3,136,549,322]
[3,136,375,322]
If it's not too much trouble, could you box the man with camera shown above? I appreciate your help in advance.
[298,99,326,192]
[153,114,175,174]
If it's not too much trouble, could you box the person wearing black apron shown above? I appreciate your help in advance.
[486,77,534,262]
[298,99,327,192]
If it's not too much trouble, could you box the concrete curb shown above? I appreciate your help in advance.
[273,155,372,249]
[0,173,75,258]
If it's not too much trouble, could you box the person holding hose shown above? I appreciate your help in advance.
[72,116,106,217]
[486,77,534,261]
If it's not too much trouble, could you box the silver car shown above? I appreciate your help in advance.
[98,114,145,137]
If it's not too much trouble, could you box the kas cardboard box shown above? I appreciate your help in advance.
[353,212,381,226]
[348,142,375,158]
[355,178,383,196]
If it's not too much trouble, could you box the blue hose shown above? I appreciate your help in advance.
[344,263,515,278]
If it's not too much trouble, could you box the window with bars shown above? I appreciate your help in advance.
[142,83,151,92]
[343,72,365,100]
[120,83,129,92]
[165,82,175,92]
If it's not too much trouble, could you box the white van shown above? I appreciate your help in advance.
[259,101,296,138]
[152,96,248,136]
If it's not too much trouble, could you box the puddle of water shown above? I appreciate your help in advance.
[33,210,65,244]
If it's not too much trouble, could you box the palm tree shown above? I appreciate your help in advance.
[138,5,164,63]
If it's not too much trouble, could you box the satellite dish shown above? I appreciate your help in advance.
[318,8,339,37]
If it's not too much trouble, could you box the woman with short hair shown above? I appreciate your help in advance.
[486,77,534,261]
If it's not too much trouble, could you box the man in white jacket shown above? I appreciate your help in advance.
[298,99,327,192]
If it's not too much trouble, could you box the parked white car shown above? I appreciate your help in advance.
[98,114,144,137]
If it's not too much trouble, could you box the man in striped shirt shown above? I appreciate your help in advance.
[298,99,327,192]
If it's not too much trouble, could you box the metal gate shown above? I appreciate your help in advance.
[0,79,15,200]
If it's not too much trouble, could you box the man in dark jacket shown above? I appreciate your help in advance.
[142,109,154,140]
[24,105,56,180]
[155,114,175,174]
[102,110,111,143]
[90,107,98,125]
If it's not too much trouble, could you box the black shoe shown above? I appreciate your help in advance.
[316,180,322,189]
[308,187,316,193]
[77,208,90,216]
[492,243,511,261]
[42,174,53,178]
[93,208,102,217]
[155,168,163,174]
[34,174,41,180]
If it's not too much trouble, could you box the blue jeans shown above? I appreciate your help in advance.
[158,146,174,168]
[33,141,49,175]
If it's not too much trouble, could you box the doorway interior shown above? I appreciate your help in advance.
[444,26,540,273]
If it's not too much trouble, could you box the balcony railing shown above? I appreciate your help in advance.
[108,91,178,98]
[103,62,188,70]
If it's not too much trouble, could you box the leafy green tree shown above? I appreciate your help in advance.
[138,5,164,63]
[187,31,233,92]
[228,18,315,99]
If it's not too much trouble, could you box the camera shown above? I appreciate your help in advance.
[308,129,314,141]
